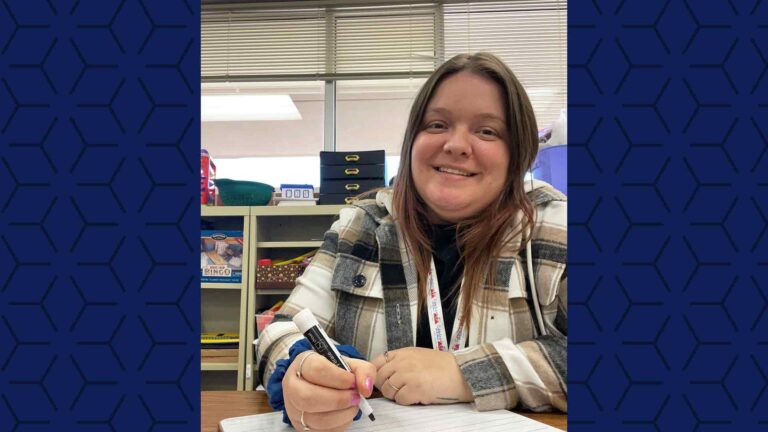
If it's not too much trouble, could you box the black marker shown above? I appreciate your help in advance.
[293,308,376,421]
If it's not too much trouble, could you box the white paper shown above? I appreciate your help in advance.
[218,398,562,432]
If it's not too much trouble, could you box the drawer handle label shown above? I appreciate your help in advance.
[345,197,356,204]
[344,168,360,175]
[345,184,360,191]
[345,155,360,162]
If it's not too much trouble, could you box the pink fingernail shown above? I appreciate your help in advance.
[351,393,361,406]
[365,377,373,392]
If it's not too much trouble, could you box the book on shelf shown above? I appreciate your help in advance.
[201,332,239,349]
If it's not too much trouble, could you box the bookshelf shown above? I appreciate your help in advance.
[244,204,344,390]
[201,206,250,390]
[201,204,345,390]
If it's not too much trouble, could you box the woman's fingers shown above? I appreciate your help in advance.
[373,360,395,392]
[300,406,359,431]
[379,378,394,399]
[393,384,420,406]
[370,349,397,370]
[288,377,361,413]
[346,358,376,397]
[283,352,376,431]
[379,372,405,401]
[379,377,420,405]
[299,352,356,390]
[370,353,386,369]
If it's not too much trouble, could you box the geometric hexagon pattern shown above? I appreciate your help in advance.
[570,0,768,430]
[0,0,199,430]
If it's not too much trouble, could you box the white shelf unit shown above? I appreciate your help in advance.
[257,241,325,248]
[245,205,345,390]
[201,362,239,371]
[201,282,243,290]
[201,206,251,391]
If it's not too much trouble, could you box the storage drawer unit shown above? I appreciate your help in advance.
[319,150,385,205]
[320,164,385,180]
[320,150,385,166]
[320,178,385,194]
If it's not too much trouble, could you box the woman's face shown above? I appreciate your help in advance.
[411,71,511,223]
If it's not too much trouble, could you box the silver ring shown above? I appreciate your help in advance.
[296,352,317,379]
[383,351,390,362]
[387,380,401,392]
[300,410,310,431]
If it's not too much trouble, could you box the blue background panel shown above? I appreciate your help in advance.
[0,0,200,430]
[2,0,766,431]
[569,0,767,430]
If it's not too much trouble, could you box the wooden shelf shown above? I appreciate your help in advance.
[202,206,250,217]
[202,282,243,290]
[256,241,323,248]
[250,205,346,216]
[255,288,293,295]
[201,362,239,371]
[201,350,239,371]
[203,205,345,217]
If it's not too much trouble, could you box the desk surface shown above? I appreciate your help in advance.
[201,391,567,431]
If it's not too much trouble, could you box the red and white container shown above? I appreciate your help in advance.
[201,149,217,206]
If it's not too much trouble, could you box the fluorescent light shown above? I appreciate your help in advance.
[202,95,302,121]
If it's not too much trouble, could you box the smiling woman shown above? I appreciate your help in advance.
[255,52,567,432]
[411,71,511,223]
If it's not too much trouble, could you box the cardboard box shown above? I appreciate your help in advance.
[256,264,304,289]
[201,231,243,283]
[201,149,217,206]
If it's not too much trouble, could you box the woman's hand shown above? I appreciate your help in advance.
[371,347,474,405]
[283,351,376,431]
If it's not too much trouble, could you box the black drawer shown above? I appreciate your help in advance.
[320,150,385,166]
[321,164,385,180]
[320,178,384,194]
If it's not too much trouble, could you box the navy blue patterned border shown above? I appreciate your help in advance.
[4,0,766,430]
[0,0,200,429]
[569,0,767,430]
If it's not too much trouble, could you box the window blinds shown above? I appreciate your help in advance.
[201,3,439,81]
[201,0,567,126]
[202,8,327,78]
[443,1,567,127]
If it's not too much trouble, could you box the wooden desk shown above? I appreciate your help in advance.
[202,391,567,431]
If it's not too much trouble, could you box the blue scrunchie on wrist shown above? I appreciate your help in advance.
[266,338,366,426]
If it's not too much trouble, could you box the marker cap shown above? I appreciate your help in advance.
[293,308,320,333]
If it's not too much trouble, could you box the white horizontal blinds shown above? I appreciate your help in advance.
[443,1,567,128]
[333,4,438,74]
[202,8,326,79]
[201,4,438,80]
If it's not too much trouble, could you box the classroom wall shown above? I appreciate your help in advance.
[201,92,414,159]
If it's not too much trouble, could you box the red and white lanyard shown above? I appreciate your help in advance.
[426,258,467,352]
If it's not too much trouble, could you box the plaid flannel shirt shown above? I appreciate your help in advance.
[255,180,567,412]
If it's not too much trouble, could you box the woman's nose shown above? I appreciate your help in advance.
[443,128,472,156]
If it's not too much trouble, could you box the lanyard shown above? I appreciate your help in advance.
[426,258,467,352]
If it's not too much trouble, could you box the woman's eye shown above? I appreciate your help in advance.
[425,122,446,131]
[479,128,498,137]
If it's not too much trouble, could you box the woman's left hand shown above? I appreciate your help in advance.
[370,347,474,405]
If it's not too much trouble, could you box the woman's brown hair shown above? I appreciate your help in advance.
[391,52,539,331]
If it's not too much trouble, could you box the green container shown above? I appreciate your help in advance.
[215,179,274,206]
